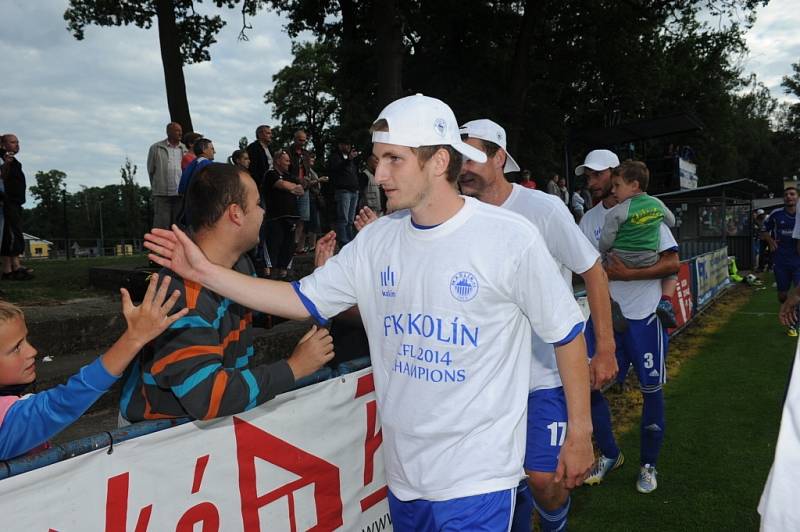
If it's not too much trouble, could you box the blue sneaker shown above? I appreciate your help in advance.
[585,452,624,485]
[636,464,658,493]
[656,299,677,328]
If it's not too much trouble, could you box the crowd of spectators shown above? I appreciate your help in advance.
[151,122,386,279]
[523,170,591,223]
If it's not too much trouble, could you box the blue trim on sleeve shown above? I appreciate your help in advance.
[291,281,330,326]
[553,322,584,346]
[666,246,679,253]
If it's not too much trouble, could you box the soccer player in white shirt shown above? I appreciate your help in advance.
[458,119,614,532]
[576,150,680,494]
[144,95,590,530]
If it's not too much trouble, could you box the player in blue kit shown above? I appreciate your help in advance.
[143,94,593,531]
[577,151,680,494]
[761,187,800,336]
[458,119,615,532]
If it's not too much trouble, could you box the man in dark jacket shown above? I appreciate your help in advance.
[246,125,273,192]
[329,140,360,245]
[0,134,31,280]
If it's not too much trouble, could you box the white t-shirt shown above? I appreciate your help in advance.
[295,196,585,501]
[579,201,678,319]
[166,143,183,190]
[758,342,800,530]
[501,184,599,391]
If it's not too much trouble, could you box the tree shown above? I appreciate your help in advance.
[120,157,143,238]
[264,40,338,161]
[29,170,68,239]
[782,62,800,133]
[64,0,268,131]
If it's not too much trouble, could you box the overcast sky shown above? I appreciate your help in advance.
[0,0,798,195]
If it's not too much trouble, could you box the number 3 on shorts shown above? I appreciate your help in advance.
[643,352,654,369]
[547,421,567,447]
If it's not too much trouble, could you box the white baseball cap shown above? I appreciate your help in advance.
[756,209,765,215]
[371,94,487,163]
[574,149,620,176]
[458,119,521,173]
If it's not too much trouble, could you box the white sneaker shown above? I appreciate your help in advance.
[584,452,624,485]
[636,464,658,493]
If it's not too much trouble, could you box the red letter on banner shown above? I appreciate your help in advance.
[105,472,153,532]
[175,502,220,532]
[355,373,387,512]
[234,417,343,531]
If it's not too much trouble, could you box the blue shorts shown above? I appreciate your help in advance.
[388,488,515,532]
[586,314,668,392]
[524,387,567,473]
[773,262,800,293]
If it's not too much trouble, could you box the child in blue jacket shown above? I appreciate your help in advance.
[0,274,187,460]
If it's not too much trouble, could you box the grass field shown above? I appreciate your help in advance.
[568,280,795,531]
[0,255,148,304]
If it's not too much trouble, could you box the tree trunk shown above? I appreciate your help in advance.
[504,0,538,155]
[373,0,403,109]
[335,0,360,134]
[155,0,194,132]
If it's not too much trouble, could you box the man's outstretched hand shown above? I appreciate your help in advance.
[144,225,211,284]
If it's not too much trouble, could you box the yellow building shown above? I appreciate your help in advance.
[24,233,53,259]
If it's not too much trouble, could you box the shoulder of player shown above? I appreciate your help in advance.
[581,202,606,222]
[471,199,544,240]
[511,185,567,213]
[357,209,408,238]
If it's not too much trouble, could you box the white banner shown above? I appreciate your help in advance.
[678,158,698,190]
[0,368,392,532]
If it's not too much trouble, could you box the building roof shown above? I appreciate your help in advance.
[656,179,770,201]
[23,233,54,245]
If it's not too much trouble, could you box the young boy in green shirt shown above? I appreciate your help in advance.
[600,160,678,327]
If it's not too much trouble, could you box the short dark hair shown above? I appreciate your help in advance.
[228,149,246,165]
[193,138,213,157]
[256,125,271,137]
[182,132,203,148]
[186,163,248,232]
[611,159,650,192]
[409,145,463,183]
[784,186,798,194]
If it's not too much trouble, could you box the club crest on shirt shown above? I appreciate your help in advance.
[380,265,397,297]
[450,271,478,302]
